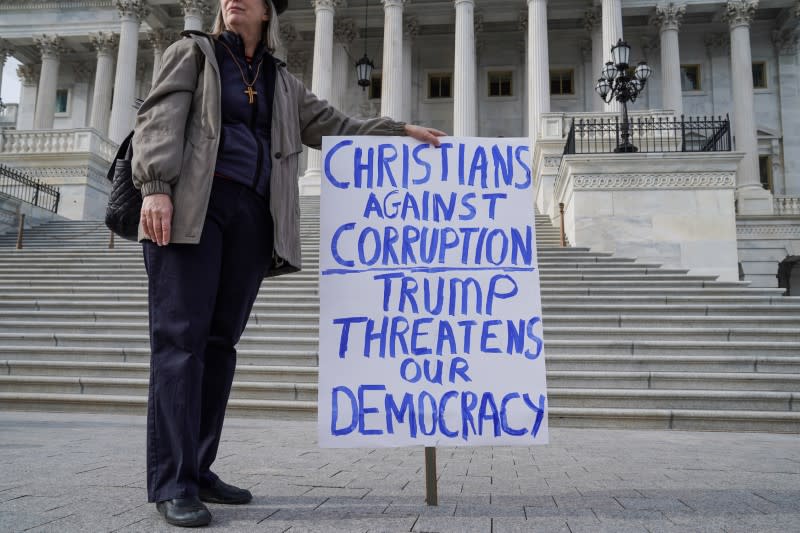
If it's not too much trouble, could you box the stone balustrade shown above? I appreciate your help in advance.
[0,128,116,163]
[774,196,800,216]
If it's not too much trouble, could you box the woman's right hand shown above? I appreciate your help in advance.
[141,193,173,246]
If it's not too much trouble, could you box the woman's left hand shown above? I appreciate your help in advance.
[404,124,447,147]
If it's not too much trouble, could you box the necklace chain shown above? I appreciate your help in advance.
[219,39,264,104]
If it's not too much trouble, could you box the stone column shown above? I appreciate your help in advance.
[33,35,63,130]
[602,0,623,113]
[581,41,593,112]
[109,0,150,144]
[148,29,174,87]
[181,0,208,32]
[773,28,800,195]
[16,65,39,130]
[380,0,406,120]
[332,18,356,110]
[654,2,685,116]
[704,33,730,117]
[402,17,418,122]
[584,8,603,112]
[528,0,550,144]
[725,0,772,214]
[517,12,528,134]
[71,64,93,128]
[453,0,476,136]
[89,32,118,136]
[300,0,339,196]
[0,43,14,107]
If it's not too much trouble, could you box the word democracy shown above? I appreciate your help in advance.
[324,140,532,190]
[330,385,546,441]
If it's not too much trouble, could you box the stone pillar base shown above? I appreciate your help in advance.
[299,169,321,196]
[556,152,745,281]
[736,186,774,215]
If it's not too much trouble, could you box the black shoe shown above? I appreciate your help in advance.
[156,497,211,527]
[198,478,253,505]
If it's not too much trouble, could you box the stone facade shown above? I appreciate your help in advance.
[0,0,799,286]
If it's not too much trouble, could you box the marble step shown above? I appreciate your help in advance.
[4,352,799,376]
[0,393,798,432]
[1,332,798,357]
[0,377,796,412]
[4,361,799,392]
[2,321,798,344]
[0,345,319,366]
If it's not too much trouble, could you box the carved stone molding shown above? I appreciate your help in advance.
[16,64,40,86]
[737,224,800,238]
[333,18,357,45]
[583,7,600,34]
[25,167,89,179]
[311,0,341,12]
[179,0,210,17]
[723,0,758,29]
[0,40,14,64]
[381,0,407,7]
[571,173,736,190]
[543,156,562,168]
[772,28,800,55]
[35,35,65,61]
[116,0,150,22]
[1,1,113,8]
[653,2,686,32]
[90,32,119,56]
[474,12,484,36]
[518,9,527,32]
[72,63,95,83]
[280,23,299,47]
[404,16,419,38]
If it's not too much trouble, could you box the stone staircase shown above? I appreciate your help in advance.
[0,197,799,433]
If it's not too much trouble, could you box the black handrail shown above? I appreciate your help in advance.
[563,115,732,155]
[0,164,60,213]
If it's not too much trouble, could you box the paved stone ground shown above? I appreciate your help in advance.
[0,412,798,533]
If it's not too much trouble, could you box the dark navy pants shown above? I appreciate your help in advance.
[143,179,273,503]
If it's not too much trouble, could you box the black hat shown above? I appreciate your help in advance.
[272,0,288,14]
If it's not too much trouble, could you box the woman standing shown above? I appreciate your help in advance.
[133,0,444,527]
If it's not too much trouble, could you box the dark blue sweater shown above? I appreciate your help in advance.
[213,31,276,198]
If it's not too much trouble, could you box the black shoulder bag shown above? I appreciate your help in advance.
[104,129,141,241]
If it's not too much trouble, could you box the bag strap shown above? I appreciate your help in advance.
[106,130,135,183]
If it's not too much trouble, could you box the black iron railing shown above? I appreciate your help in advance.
[0,164,60,213]
[563,115,732,155]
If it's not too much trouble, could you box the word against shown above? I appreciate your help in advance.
[318,136,548,448]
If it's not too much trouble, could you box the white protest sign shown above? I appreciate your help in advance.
[318,136,548,448]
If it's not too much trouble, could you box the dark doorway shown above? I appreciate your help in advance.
[777,256,800,296]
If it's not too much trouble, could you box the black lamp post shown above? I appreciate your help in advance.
[355,0,374,90]
[595,38,652,152]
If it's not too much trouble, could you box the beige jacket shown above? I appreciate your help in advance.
[132,32,406,277]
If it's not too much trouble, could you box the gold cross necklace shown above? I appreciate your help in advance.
[219,39,264,104]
